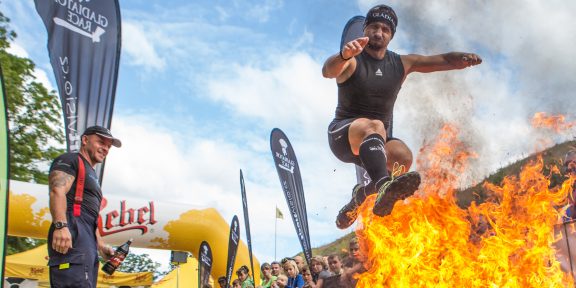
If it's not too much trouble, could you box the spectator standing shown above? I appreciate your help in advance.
[283,259,304,288]
[310,256,330,288]
[271,261,282,277]
[327,254,344,276]
[259,262,277,288]
[301,265,316,288]
[237,265,255,288]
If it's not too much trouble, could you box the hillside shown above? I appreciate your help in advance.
[457,140,576,207]
[305,140,576,259]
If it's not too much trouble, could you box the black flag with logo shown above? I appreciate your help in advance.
[270,128,312,264]
[225,215,240,287]
[34,0,121,180]
[240,170,255,280]
[198,241,213,288]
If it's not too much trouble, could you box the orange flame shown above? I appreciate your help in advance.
[532,112,575,133]
[354,124,575,287]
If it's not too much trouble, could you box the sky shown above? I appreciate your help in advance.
[2,0,576,274]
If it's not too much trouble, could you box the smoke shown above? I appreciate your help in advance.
[358,0,576,184]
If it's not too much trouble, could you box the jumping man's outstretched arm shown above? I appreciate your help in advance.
[402,52,482,75]
[322,37,369,82]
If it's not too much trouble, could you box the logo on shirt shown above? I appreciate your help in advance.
[375,68,383,77]
[56,160,71,168]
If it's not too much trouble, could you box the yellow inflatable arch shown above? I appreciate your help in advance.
[7,180,261,284]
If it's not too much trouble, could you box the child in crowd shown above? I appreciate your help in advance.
[327,254,343,276]
[272,275,288,288]
[300,265,316,288]
[283,259,305,288]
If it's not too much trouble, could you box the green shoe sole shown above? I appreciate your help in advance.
[373,171,421,217]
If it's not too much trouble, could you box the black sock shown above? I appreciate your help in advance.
[359,133,389,190]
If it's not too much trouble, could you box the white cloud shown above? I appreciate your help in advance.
[6,43,29,58]
[204,52,334,136]
[245,0,284,23]
[215,6,230,22]
[122,22,166,71]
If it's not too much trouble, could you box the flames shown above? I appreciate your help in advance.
[354,124,575,287]
[532,112,575,133]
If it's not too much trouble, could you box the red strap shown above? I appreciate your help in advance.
[73,154,86,217]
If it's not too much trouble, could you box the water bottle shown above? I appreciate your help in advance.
[101,238,132,275]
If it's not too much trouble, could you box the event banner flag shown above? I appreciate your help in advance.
[198,241,213,288]
[34,0,122,178]
[0,64,10,279]
[270,128,312,264]
[240,170,255,280]
[225,215,240,287]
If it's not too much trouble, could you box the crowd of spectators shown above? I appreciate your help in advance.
[215,238,363,288]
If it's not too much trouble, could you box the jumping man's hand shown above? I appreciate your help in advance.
[341,37,369,60]
[458,53,482,68]
[52,227,73,254]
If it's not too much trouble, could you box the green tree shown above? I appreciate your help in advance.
[5,236,45,256]
[117,253,164,280]
[1,11,63,253]
[0,11,64,185]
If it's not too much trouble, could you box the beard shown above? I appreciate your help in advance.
[367,36,387,51]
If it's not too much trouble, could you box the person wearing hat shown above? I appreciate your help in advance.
[323,4,482,229]
[47,125,121,287]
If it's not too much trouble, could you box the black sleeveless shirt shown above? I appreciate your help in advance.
[335,50,404,130]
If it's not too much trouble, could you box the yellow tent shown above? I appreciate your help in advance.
[4,244,153,287]
[152,257,214,288]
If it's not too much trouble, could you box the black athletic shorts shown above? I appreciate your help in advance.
[327,118,401,166]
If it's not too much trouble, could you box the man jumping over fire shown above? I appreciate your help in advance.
[323,4,482,229]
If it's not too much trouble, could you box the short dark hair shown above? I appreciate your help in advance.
[261,262,271,270]
[236,265,249,275]
[300,265,312,274]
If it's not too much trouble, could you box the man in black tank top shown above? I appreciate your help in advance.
[322,4,482,230]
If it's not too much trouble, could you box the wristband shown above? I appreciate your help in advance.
[53,221,68,229]
[340,51,352,61]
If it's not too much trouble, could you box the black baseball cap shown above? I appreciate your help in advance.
[82,126,122,148]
